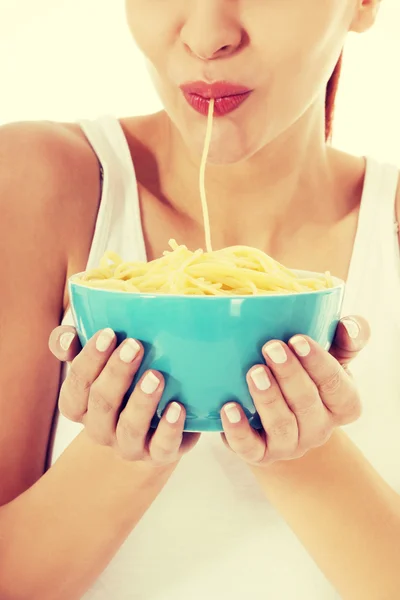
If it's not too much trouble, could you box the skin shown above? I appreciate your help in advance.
[1,0,399,598]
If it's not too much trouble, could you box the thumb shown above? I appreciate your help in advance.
[329,315,371,368]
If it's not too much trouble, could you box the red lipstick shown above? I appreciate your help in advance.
[180,81,252,117]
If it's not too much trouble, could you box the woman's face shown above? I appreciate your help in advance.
[125,0,374,164]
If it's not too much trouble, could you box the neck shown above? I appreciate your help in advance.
[159,103,359,251]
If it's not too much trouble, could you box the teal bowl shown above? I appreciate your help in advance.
[68,271,344,432]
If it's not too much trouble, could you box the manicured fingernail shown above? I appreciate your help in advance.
[264,342,287,364]
[290,336,311,357]
[250,367,271,391]
[96,328,115,352]
[140,372,160,395]
[120,339,140,363]
[60,332,75,352]
[224,403,241,424]
[166,402,181,424]
[342,318,359,340]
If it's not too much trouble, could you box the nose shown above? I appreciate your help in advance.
[180,0,244,61]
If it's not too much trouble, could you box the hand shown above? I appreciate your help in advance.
[220,316,370,467]
[49,327,200,466]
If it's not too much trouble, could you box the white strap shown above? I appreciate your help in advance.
[77,116,147,269]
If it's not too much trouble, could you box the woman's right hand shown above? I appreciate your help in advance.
[49,326,200,466]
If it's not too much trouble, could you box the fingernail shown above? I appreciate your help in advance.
[264,342,287,364]
[250,367,271,391]
[342,318,359,340]
[119,339,140,363]
[224,403,241,424]
[290,336,311,357]
[140,372,160,395]
[60,332,75,352]
[166,402,181,424]
[96,328,115,352]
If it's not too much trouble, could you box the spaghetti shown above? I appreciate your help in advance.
[77,100,334,296]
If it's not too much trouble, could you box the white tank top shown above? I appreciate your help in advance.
[50,115,400,600]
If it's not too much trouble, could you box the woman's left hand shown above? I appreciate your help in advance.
[221,316,370,466]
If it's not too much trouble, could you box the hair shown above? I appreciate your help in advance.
[325,52,343,141]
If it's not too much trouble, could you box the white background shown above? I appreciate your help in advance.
[0,0,399,163]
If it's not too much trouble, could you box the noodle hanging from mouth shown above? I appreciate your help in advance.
[77,99,334,295]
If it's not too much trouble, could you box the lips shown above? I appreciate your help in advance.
[180,81,252,117]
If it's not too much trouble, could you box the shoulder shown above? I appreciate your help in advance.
[0,119,100,219]
[0,119,102,289]
[0,119,103,317]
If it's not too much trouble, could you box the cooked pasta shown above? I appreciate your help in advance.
[77,240,333,295]
[76,99,334,296]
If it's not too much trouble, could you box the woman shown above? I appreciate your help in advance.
[1,0,399,598]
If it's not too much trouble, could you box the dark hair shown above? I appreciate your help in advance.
[325,52,343,141]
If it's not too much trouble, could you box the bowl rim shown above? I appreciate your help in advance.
[68,269,345,299]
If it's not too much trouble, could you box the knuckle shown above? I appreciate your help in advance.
[298,424,332,454]
[318,366,343,396]
[238,443,265,464]
[228,428,249,445]
[130,389,156,409]
[337,394,363,424]
[116,445,144,462]
[317,423,333,444]
[269,417,297,439]
[151,436,182,463]
[272,367,293,382]
[67,364,92,395]
[89,385,116,415]
[269,447,296,461]
[310,426,332,449]
[117,417,144,444]
[151,447,178,465]
[58,382,85,422]
[85,425,114,447]
[105,360,123,381]
[256,391,281,408]
[291,393,319,417]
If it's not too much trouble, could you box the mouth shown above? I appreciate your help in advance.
[180,81,252,117]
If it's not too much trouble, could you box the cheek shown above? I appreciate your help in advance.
[125,1,175,59]
[248,1,351,108]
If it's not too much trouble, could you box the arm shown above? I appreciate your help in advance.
[251,429,400,600]
[0,433,175,600]
[0,120,101,503]
[0,123,176,600]
[253,171,400,599]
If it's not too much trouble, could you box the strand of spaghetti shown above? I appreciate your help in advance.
[199,98,215,254]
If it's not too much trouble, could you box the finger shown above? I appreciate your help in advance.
[148,401,187,465]
[247,364,300,458]
[116,370,165,461]
[59,328,117,422]
[288,335,361,424]
[261,342,330,448]
[221,403,266,464]
[329,316,370,368]
[85,338,143,446]
[49,326,81,362]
